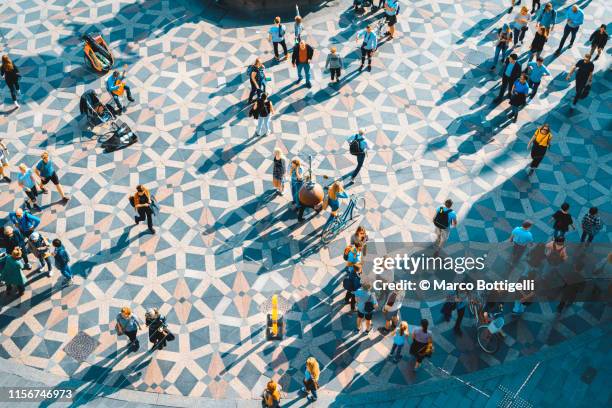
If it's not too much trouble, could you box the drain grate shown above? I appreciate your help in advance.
[464,50,490,67]
[259,296,292,314]
[64,332,98,362]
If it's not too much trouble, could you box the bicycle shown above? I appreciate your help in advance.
[320,194,365,244]
[475,304,505,354]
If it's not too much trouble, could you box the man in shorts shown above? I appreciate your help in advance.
[35,151,69,201]
[384,0,399,39]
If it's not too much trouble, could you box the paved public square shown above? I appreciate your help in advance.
[0,0,610,406]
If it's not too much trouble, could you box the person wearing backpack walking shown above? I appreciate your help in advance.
[580,207,602,245]
[268,17,288,61]
[350,226,368,256]
[343,263,362,312]
[551,202,574,238]
[381,289,404,335]
[526,124,552,174]
[433,199,457,251]
[355,282,378,333]
[346,130,369,183]
[261,380,282,407]
[409,319,433,370]
[251,93,274,137]
[131,185,156,234]
[325,47,344,84]
[545,236,568,266]
[389,321,409,362]
[247,59,266,103]
[344,241,363,268]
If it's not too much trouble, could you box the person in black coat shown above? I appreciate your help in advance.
[495,53,522,102]
[0,226,30,269]
[145,308,174,351]
[1,55,21,108]
[527,26,547,62]
[291,41,315,88]
[589,25,608,60]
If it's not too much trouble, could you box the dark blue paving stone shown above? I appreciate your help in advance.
[173,368,199,395]
[190,326,210,348]
[237,360,261,390]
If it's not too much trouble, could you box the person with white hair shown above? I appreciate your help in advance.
[145,308,173,351]
[27,231,53,276]
[17,163,41,210]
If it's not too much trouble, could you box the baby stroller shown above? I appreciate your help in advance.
[100,120,138,153]
[79,89,116,129]
[83,33,114,73]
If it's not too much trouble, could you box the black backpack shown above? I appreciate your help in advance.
[349,136,364,155]
[433,207,450,229]
[343,276,355,291]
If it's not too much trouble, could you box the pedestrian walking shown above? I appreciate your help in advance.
[321,181,350,230]
[1,226,30,269]
[35,151,69,201]
[355,282,378,333]
[116,307,141,351]
[145,308,174,351]
[526,57,550,101]
[552,202,574,238]
[17,163,41,210]
[52,239,72,285]
[384,0,400,39]
[247,59,266,103]
[9,207,40,238]
[27,232,53,276]
[389,321,409,363]
[325,47,344,83]
[510,220,534,262]
[581,207,602,244]
[344,240,363,268]
[251,93,274,137]
[291,40,314,88]
[106,70,135,113]
[495,53,522,102]
[511,6,531,47]
[433,199,457,250]
[0,139,10,182]
[1,55,21,108]
[343,263,362,312]
[526,124,552,173]
[270,148,287,196]
[268,17,288,61]
[442,289,468,334]
[300,357,320,402]
[536,2,557,38]
[131,185,156,234]
[381,289,404,335]
[588,25,608,61]
[262,380,282,408]
[554,5,584,55]
[530,0,541,15]
[508,0,521,15]
[346,130,369,182]
[491,24,513,69]
[294,16,304,45]
[545,236,568,265]
[509,73,530,122]
[289,157,304,208]
[409,319,433,370]
[566,53,594,108]
[527,26,547,62]
[356,25,377,72]
[350,226,368,256]
[0,248,27,296]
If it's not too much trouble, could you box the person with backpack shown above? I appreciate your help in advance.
[526,124,552,174]
[350,226,368,256]
[301,357,320,402]
[324,47,344,84]
[52,238,72,285]
[251,93,274,137]
[536,2,556,37]
[344,241,363,268]
[27,232,53,276]
[355,282,378,333]
[383,0,399,39]
[552,202,574,238]
[409,319,433,369]
[566,53,594,109]
[433,199,457,251]
[1,54,21,108]
[0,139,11,182]
[588,25,608,61]
[262,380,282,407]
[490,24,513,70]
[0,248,27,296]
[291,40,314,88]
[343,263,362,312]
[356,25,377,72]
[346,130,369,183]
[268,17,288,61]
[381,289,404,335]
[389,321,409,362]
[131,185,156,234]
[580,207,602,244]
[247,59,266,103]
[545,236,568,265]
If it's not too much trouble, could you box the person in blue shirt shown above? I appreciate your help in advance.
[389,321,409,362]
[106,70,135,113]
[346,130,369,182]
[510,220,534,262]
[52,238,73,285]
[321,181,350,231]
[268,17,288,61]
[384,0,399,39]
[526,57,550,100]
[344,263,362,312]
[247,58,266,103]
[289,158,304,208]
[495,53,521,102]
[509,74,530,123]
[355,282,378,333]
[433,199,458,250]
[355,26,377,72]
[554,5,584,55]
[34,151,69,201]
[17,163,40,210]
[9,207,40,237]
[491,24,513,69]
[536,2,556,37]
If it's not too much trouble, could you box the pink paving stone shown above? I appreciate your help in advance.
[207,353,225,378]
[233,295,251,319]
[174,301,191,325]
[127,254,147,273]
[144,358,165,385]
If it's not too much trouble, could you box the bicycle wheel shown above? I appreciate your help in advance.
[321,220,340,244]
[354,196,366,210]
[477,325,499,354]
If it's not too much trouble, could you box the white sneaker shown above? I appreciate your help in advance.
[14,101,20,108]
[47,270,54,277]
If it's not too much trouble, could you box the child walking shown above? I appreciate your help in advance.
[325,47,344,83]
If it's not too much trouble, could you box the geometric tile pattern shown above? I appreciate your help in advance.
[0,0,610,401]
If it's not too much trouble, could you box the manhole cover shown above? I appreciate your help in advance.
[457,50,490,68]
[64,332,98,362]
[259,296,292,314]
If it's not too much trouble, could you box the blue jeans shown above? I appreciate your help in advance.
[511,105,520,117]
[553,229,567,239]
[297,63,311,85]
[492,46,508,66]
[351,153,366,179]
[291,180,303,206]
[59,264,72,279]
[557,25,579,50]
[527,50,542,62]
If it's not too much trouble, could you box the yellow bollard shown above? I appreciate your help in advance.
[271,295,278,336]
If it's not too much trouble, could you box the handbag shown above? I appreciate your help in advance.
[418,342,433,357]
